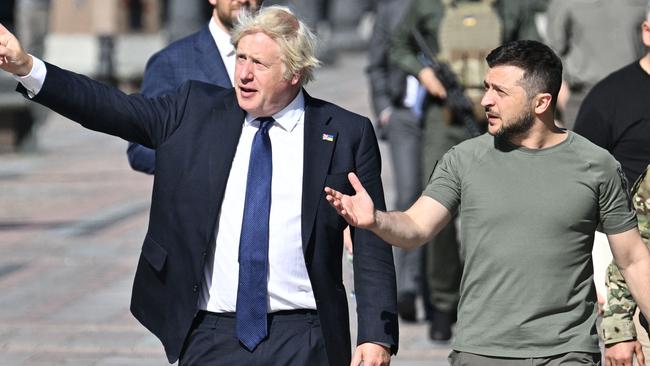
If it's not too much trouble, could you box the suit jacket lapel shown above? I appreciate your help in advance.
[301,92,337,253]
[195,26,232,88]
[206,90,245,241]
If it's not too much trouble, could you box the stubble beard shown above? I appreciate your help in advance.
[217,4,252,31]
[493,108,535,142]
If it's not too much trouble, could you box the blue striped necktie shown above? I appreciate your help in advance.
[236,117,274,351]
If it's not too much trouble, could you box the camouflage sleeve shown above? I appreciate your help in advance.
[634,165,650,256]
[601,260,637,344]
[601,165,650,344]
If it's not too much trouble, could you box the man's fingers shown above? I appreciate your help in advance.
[0,27,14,50]
[324,187,334,198]
[324,190,349,215]
[0,23,9,35]
[349,350,362,366]
[347,172,366,194]
[636,342,645,365]
[0,45,13,60]
[324,186,343,198]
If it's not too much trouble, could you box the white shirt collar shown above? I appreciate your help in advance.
[208,19,235,57]
[245,90,305,133]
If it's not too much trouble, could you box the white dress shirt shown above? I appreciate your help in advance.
[208,20,236,85]
[200,90,316,312]
[17,58,316,313]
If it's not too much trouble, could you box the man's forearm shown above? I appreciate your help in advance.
[371,210,427,249]
[369,196,452,250]
[372,207,450,250]
[619,251,650,320]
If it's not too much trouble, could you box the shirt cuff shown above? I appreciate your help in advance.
[12,55,47,98]
[601,317,637,344]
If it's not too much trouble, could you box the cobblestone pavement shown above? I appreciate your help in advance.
[0,50,450,365]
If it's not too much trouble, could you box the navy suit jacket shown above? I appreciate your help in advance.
[23,63,399,365]
[127,26,231,174]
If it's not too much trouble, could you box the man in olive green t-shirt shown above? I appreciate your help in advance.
[326,40,650,365]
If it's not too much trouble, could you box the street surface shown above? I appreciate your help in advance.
[0,50,451,365]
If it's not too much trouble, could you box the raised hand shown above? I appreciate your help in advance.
[324,172,377,229]
[0,23,33,76]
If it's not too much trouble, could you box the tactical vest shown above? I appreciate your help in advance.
[438,0,502,118]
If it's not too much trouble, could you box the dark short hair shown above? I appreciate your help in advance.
[486,40,562,107]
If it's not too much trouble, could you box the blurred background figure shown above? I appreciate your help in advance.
[165,0,208,42]
[15,0,50,58]
[278,0,373,65]
[13,0,50,152]
[366,0,432,325]
[495,0,548,43]
[0,0,47,153]
[546,0,647,130]
[388,0,503,342]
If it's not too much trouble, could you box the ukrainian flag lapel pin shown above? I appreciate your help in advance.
[322,133,335,142]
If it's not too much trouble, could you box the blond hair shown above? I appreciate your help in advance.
[231,6,321,86]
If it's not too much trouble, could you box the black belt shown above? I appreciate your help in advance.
[196,309,317,321]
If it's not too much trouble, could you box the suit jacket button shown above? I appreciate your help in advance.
[192,284,199,292]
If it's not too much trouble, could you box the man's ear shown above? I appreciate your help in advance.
[290,72,302,86]
[533,93,553,115]
[642,21,650,47]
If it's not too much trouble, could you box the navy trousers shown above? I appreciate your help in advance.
[179,310,329,366]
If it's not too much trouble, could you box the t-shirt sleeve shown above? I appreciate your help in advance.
[598,159,638,234]
[422,147,461,214]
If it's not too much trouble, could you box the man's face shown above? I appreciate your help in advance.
[235,32,301,118]
[210,0,261,31]
[481,65,535,139]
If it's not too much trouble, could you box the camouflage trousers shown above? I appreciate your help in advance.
[601,164,650,358]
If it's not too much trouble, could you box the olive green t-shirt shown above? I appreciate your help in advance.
[423,131,637,357]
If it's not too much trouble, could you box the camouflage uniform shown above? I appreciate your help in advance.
[601,164,650,344]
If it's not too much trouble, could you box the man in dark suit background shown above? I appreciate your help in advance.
[127,0,263,174]
[0,5,398,366]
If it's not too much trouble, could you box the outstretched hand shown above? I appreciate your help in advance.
[0,23,33,76]
[324,172,376,229]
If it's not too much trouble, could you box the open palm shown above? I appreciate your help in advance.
[324,172,376,229]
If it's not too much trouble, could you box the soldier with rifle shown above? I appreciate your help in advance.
[388,0,501,341]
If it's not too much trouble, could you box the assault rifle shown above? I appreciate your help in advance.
[411,27,483,138]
